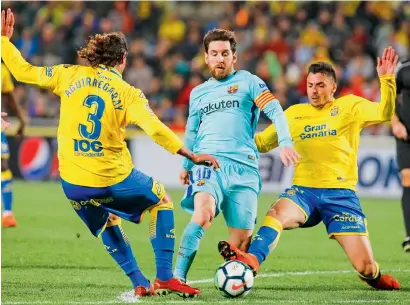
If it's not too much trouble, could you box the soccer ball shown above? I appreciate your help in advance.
[214,260,254,298]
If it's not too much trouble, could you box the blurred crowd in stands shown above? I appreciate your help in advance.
[2,1,410,134]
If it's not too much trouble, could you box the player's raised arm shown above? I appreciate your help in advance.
[125,88,219,169]
[353,47,399,124]
[250,75,300,166]
[1,9,64,94]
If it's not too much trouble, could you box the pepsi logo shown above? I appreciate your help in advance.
[19,137,52,181]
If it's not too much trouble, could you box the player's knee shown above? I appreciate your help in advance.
[401,170,410,187]
[158,192,174,210]
[193,204,215,229]
[354,259,377,277]
[160,192,172,204]
[266,202,302,229]
[106,213,121,227]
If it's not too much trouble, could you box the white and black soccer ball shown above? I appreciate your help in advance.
[214,260,254,298]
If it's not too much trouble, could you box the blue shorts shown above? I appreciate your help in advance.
[181,159,261,230]
[279,186,368,238]
[1,132,9,159]
[61,169,165,237]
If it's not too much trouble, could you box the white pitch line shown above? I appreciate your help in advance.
[187,268,410,284]
[3,269,409,305]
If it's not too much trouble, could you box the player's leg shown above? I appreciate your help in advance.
[401,168,410,251]
[219,186,314,273]
[320,189,400,290]
[100,213,155,296]
[1,132,16,227]
[106,169,200,297]
[335,235,400,290]
[174,165,223,282]
[60,180,155,297]
[222,165,260,252]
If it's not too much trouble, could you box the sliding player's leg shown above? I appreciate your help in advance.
[1,132,16,227]
[106,169,200,297]
[60,179,154,297]
[320,188,400,290]
[174,165,223,283]
[335,235,400,290]
[219,186,316,273]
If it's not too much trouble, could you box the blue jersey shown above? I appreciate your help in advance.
[182,70,292,170]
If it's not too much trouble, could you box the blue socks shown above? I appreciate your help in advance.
[101,224,150,289]
[174,222,205,281]
[248,216,283,264]
[2,169,13,213]
[149,203,175,281]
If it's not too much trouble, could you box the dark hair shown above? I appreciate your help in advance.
[77,32,128,67]
[203,28,237,53]
[307,62,336,82]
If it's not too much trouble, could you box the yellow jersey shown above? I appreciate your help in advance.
[1,37,183,187]
[255,75,396,191]
[1,62,14,93]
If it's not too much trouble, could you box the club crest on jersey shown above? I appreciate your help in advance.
[227,84,238,94]
[330,106,339,116]
[287,189,296,196]
[197,179,206,186]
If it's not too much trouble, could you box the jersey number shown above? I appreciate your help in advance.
[196,167,211,181]
[78,95,105,140]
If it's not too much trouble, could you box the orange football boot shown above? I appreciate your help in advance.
[154,278,201,298]
[134,284,157,297]
[359,273,400,290]
[2,213,17,228]
[218,240,260,274]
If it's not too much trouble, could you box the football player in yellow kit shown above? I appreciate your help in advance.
[219,47,401,290]
[1,9,219,298]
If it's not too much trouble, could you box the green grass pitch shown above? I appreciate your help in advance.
[1,181,409,304]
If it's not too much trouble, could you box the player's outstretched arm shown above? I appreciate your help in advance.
[255,125,279,153]
[1,9,63,92]
[250,76,300,166]
[353,47,399,125]
[125,93,220,170]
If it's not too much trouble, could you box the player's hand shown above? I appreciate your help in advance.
[1,112,10,130]
[179,169,190,185]
[376,46,399,77]
[192,154,220,170]
[392,120,408,140]
[279,146,301,167]
[1,8,15,39]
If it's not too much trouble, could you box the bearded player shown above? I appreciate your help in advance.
[174,29,300,283]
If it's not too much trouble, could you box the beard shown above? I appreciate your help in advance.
[210,65,232,80]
